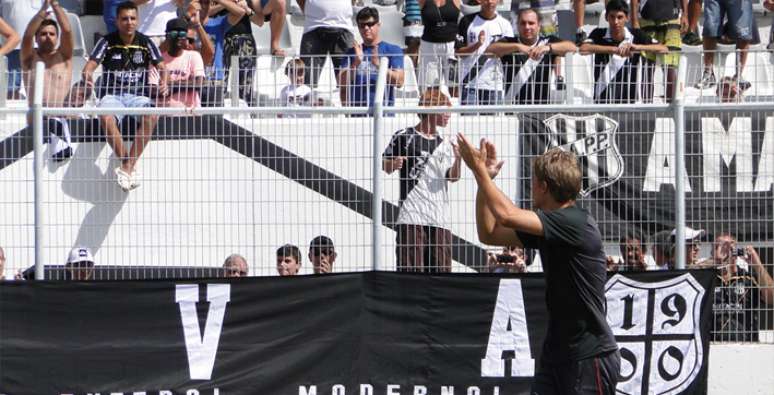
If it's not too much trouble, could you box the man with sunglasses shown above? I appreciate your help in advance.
[155,17,206,109]
[339,7,404,110]
[308,235,337,274]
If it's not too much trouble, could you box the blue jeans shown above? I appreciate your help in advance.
[6,50,22,93]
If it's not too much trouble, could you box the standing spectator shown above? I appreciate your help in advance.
[455,0,513,106]
[199,0,238,106]
[81,1,168,192]
[651,229,674,270]
[248,0,286,55]
[711,233,774,341]
[694,0,753,90]
[276,244,302,276]
[154,18,206,109]
[579,0,667,104]
[338,7,404,110]
[280,58,314,108]
[22,0,74,162]
[631,0,686,102]
[308,235,337,274]
[671,226,703,267]
[417,0,460,94]
[682,0,702,45]
[607,230,648,271]
[766,0,774,50]
[135,0,180,46]
[0,1,33,99]
[104,0,124,33]
[487,246,528,273]
[223,253,249,277]
[487,9,576,105]
[208,0,256,106]
[66,246,95,281]
[382,88,462,273]
[403,0,422,67]
[297,0,355,88]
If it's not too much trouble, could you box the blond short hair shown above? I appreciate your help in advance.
[532,148,582,203]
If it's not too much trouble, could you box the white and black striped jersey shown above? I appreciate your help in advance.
[586,27,657,104]
[383,127,454,227]
[456,13,514,91]
[498,35,562,104]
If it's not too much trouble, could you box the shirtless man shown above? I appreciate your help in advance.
[22,0,74,161]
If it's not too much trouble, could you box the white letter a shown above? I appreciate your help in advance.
[176,284,231,380]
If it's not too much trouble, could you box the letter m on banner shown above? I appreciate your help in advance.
[543,114,624,196]
[176,284,231,380]
[605,274,706,395]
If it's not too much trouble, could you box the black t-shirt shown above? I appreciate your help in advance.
[586,27,656,104]
[498,35,561,105]
[227,15,253,36]
[516,205,618,362]
[89,31,163,97]
[639,0,681,22]
[713,269,762,341]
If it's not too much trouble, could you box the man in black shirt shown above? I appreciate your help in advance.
[457,137,620,394]
[579,0,667,104]
[81,1,168,192]
[487,8,576,105]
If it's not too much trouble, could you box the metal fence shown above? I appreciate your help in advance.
[0,52,772,342]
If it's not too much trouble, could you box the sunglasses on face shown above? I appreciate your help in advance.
[167,30,188,39]
[358,21,378,29]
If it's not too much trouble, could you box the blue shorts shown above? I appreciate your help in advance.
[98,93,153,123]
[703,0,753,41]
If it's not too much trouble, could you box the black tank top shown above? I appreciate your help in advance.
[421,0,459,43]
[226,15,253,37]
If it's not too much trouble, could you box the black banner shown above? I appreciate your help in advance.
[0,271,714,395]
[520,111,774,241]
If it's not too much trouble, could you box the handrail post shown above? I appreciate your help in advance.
[673,54,687,270]
[371,57,389,271]
[33,61,46,280]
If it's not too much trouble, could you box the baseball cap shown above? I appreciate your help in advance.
[309,236,335,253]
[66,247,94,266]
[165,17,189,33]
[671,227,705,241]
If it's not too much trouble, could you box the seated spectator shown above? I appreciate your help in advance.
[487,246,527,273]
[487,8,575,105]
[160,6,214,67]
[66,80,93,110]
[338,7,404,111]
[455,0,513,106]
[66,246,95,281]
[308,235,337,274]
[651,229,674,270]
[21,0,74,162]
[711,233,774,341]
[297,0,355,88]
[276,244,301,276]
[0,2,27,99]
[383,89,462,273]
[223,253,248,277]
[607,230,648,272]
[671,227,704,267]
[247,0,286,55]
[579,0,667,104]
[153,18,206,110]
[279,58,315,111]
[82,1,168,192]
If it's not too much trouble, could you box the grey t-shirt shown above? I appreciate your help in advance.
[517,205,618,362]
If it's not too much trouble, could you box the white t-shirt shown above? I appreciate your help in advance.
[458,13,514,91]
[302,0,354,34]
[137,0,178,37]
[279,84,313,118]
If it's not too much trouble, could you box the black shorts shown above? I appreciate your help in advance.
[300,27,355,87]
[531,350,621,395]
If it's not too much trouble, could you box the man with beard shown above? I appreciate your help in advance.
[21,0,74,161]
[155,18,206,109]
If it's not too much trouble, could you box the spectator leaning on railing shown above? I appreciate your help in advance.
[487,8,575,105]
[631,0,686,102]
[21,0,75,162]
[579,0,667,104]
[338,7,404,111]
[455,0,513,106]
[82,1,168,192]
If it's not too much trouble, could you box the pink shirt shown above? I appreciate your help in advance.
[156,50,206,109]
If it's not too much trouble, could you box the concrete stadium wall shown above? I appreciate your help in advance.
[709,344,774,394]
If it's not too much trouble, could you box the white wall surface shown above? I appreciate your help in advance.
[709,344,774,395]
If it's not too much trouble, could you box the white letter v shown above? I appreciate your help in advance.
[176,284,231,380]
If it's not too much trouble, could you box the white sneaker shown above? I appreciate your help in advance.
[115,167,133,192]
[129,168,141,190]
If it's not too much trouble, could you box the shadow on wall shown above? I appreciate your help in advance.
[53,142,128,255]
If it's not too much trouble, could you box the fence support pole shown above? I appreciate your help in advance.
[33,61,45,280]
[230,55,240,107]
[0,56,7,120]
[371,57,389,271]
[673,55,687,270]
[564,52,575,104]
